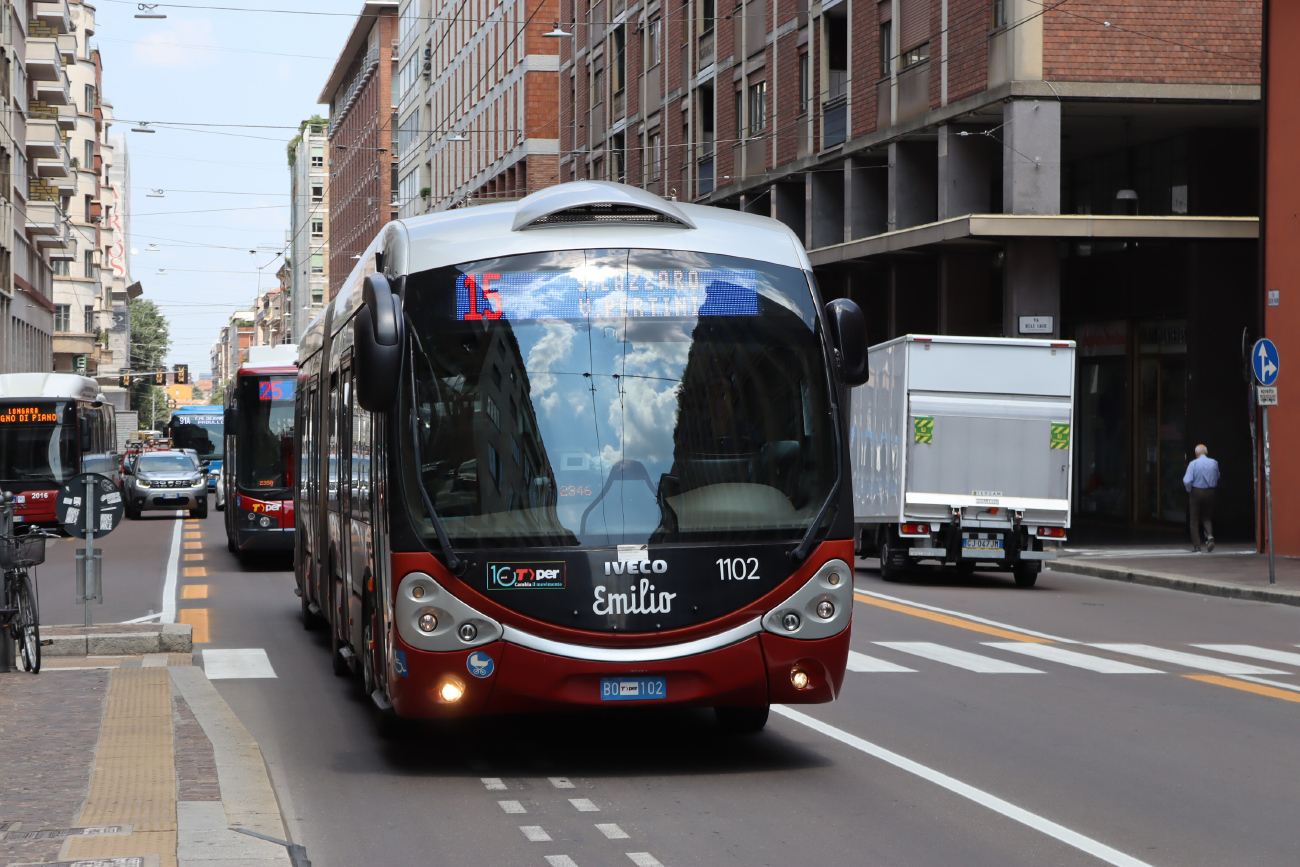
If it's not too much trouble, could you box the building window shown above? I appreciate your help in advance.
[747,82,767,135]
[84,139,93,169]
[311,219,323,237]
[53,259,68,276]
[611,132,626,182]
[648,133,662,181]
[310,146,323,168]
[903,41,930,67]
[611,27,627,116]
[54,304,69,332]
[992,0,1006,29]
[84,304,94,333]
[311,185,323,203]
[485,394,501,429]
[879,21,893,77]
[84,84,95,113]
[84,249,93,278]
[311,253,324,274]
[643,18,662,71]
[735,89,743,137]
[701,0,716,33]
[799,53,810,112]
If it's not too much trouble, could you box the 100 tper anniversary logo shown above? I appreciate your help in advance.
[486,562,566,589]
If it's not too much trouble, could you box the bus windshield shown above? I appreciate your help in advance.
[168,411,224,460]
[402,248,835,549]
[0,401,76,484]
[236,375,295,494]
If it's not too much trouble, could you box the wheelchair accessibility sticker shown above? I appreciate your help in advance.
[467,651,495,678]
[394,650,409,678]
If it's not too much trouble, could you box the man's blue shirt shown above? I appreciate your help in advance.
[1184,455,1220,492]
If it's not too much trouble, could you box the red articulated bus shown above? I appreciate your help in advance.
[0,373,117,528]
[222,345,298,563]
[295,182,868,732]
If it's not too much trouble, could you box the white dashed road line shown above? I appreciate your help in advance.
[983,642,1162,674]
[545,856,580,867]
[1090,644,1286,675]
[549,777,575,789]
[847,650,916,673]
[1193,644,1300,667]
[874,642,1042,673]
[568,798,600,812]
[497,800,527,814]
[596,823,630,839]
[774,706,1155,867]
[482,777,507,790]
[202,648,277,679]
[519,825,552,842]
[626,854,665,867]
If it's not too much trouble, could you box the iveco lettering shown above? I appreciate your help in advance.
[294,182,868,732]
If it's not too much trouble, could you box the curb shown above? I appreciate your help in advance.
[45,623,193,656]
[1051,558,1300,607]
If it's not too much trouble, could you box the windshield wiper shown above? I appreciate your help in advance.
[407,332,465,576]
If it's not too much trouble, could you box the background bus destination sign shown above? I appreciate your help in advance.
[455,268,761,321]
[258,379,295,401]
[0,406,59,423]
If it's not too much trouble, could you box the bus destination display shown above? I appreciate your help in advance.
[455,268,761,321]
[0,406,59,423]
[258,379,296,401]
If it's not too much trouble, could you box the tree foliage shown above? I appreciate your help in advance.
[129,299,171,429]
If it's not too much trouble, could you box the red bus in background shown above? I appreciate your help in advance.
[222,345,298,563]
[0,373,117,527]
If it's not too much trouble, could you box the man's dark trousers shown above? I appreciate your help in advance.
[1189,487,1215,548]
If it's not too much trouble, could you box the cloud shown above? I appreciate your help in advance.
[524,320,575,416]
[131,20,217,69]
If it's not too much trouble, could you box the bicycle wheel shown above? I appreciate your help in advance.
[12,571,39,673]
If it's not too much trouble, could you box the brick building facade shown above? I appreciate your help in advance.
[320,1,399,300]
[559,0,1264,538]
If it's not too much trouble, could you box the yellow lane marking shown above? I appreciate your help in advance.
[183,542,201,550]
[1185,674,1300,704]
[853,593,1050,643]
[184,518,200,523]
[178,609,209,643]
[184,553,204,561]
[182,585,208,599]
[182,566,207,578]
[183,533,201,540]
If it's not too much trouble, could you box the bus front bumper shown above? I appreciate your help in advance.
[235,526,295,552]
[386,628,850,719]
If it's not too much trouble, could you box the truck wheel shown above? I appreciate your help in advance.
[956,561,976,579]
[1013,563,1040,588]
[879,534,904,582]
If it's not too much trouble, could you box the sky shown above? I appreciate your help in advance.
[93,0,359,375]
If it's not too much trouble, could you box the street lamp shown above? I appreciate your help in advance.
[132,122,156,133]
[544,23,574,37]
[134,3,166,18]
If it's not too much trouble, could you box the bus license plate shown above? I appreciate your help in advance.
[963,538,1003,550]
[600,677,666,701]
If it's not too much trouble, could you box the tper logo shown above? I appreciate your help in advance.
[487,561,566,590]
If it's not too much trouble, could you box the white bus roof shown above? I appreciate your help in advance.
[0,373,102,401]
[304,182,815,353]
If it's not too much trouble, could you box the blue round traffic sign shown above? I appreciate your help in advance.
[1253,338,1280,386]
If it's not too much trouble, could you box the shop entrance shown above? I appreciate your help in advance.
[1136,321,1188,524]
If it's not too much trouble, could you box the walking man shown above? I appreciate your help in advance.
[1183,444,1221,553]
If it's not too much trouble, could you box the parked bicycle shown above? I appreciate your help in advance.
[0,491,51,673]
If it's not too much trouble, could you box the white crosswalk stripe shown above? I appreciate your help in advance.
[1089,644,1286,675]
[983,642,1162,673]
[202,648,276,679]
[874,642,1042,673]
[847,650,916,673]
[1193,644,1300,668]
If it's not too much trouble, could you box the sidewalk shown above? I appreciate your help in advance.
[0,645,303,867]
[1052,545,1300,606]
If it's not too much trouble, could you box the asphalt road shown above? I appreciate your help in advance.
[79,513,1300,867]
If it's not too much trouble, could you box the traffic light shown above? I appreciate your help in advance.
[173,364,189,385]
[151,372,166,386]
[119,374,132,388]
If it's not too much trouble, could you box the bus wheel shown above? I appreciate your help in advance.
[715,705,769,733]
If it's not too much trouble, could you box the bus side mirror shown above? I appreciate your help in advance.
[355,272,404,412]
[824,298,869,387]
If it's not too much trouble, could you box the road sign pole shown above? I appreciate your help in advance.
[1263,406,1276,585]
[84,474,94,626]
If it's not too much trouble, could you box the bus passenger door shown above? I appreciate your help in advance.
[347,366,370,656]
[327,369,347,635]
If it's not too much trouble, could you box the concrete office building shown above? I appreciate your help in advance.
[288,118,330,339]
[558,0,1263,539]
[319,1,398,300]
[394,0,560,214]
[102,131,140,411]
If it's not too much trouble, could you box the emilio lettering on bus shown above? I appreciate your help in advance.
[592,578,678,616]
[487,562,566,589]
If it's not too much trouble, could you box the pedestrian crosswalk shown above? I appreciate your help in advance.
[846,641,1300,677]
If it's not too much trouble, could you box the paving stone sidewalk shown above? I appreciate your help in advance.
[1053,546,1300,605]
[0,652,297,867]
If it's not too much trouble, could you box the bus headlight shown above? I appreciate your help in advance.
[816,600,835,620]
[418,611,438,633]
[790,668,811,690]
[258,515,272,528]
[457,622,478,642]
[781,612,801,632]
[438,676,466,703]
[762,559,853,640]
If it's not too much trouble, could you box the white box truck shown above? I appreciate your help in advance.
[851,335,1075,587]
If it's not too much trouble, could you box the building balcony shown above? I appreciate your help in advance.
[30,99,76,130]
[53,333,97,357]
[25,198,61,235]
[24,118,62,160]
[30,0,72,34]
[35,75,71,107]
[34,140,70,178]
[56,33,76,64]
[25,37,61,81]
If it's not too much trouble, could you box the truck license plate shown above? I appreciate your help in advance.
[963,538,1004,550]
[600,677,667,701]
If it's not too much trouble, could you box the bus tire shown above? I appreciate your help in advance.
[715,705,769,733]
[1013,563,1040,588]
